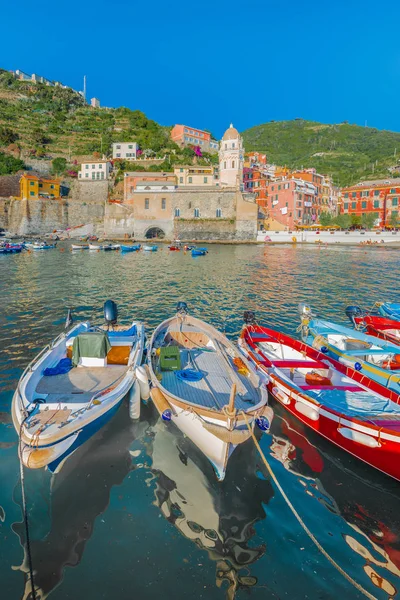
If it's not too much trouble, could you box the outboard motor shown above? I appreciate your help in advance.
[243,311,256,325]
[104,300,118,328]
[176,301,188,315]
[345,305,364,326]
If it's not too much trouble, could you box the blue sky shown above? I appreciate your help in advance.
[2,0,400,137]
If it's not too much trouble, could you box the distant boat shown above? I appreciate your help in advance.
[31,243,56,250]
[12,301,145,473]
[240,313,400,482]
[147,302,272,480]
[0,243,23,254]
[191,249,207,256]
[143,245,158,252]
[71,244,89,250]
[89,243,100,250]
[120,244,141,252]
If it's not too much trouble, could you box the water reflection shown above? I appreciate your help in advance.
[270,406,400,599]
[148,422,273,598]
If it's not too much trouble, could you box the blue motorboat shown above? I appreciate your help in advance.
[120,244,141,253]
[143,245,158,252]
[378,303,400,319]
[299,304,400,392]
[0,243,23,254]
[191,248,208,256]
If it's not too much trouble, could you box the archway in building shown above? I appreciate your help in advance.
[145,227,165,239]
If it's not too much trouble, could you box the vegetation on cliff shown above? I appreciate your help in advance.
[242,119,400,186]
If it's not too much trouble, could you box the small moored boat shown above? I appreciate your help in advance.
[299,304,400,392]
[147,303,272,480]
[120,244,141,252]
[71,244,89,250]
[12,301,145,472]
[346,305,400,347]
[191,248,207,256]
[240,312,400,482]
[143,245,158,252]
[378,303,400,319]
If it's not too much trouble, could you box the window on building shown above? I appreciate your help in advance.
[30,191,35,196]
[216,208,222,218]
[116,145,121,149]
[392,210,399,219]
[351,201,356,209]
[194,208,200,217]
[92,165,95,169]
[393,197,398,206]
[204,177,208,183]
[390,188,396,194]
[92,173,95,179]
[298,210,302,218]
[271,186,274,191]
[352,192,356,198]
[128,145,133,149]
[30,181,34,186]
[179,177,183,184]
[232,161,235,168]
[344,202,349,210]
[278,185,281,191]
[225,144,227,149]
[145,198,149,209]
[184,128,188,133]
[285,202,288,207]
[161,198,166,210]
[232,143,235,148]
[85,173,89,178]
[362,201,367,208]
[374,190,379,196]
[85,165,89,169]
[39,183,43,188]
[116,153,121,158]
[175,208,180,217]
[224,161,226,169]
[188,177,192,183]
[276,195,278,201]
[99,164,102,169]
[373,200,379,208]
[344,192,348,198]
[101,172,104,179]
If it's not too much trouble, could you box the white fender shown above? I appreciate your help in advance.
[261,405,274,425]
[136,366,150,401]
[338,427,381,448]
[129,381,141,420]
[272,386,290,405]
[295,401,319,421]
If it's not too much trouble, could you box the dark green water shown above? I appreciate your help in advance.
[1,243,400,600]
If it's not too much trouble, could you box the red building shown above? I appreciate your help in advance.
[243,167,268,207]
[264,178,317,229]
[340,179,400,227]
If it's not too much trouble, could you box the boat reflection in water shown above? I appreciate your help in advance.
[148,421,274,599]
[270,406,400,600]
[12,403,154,600]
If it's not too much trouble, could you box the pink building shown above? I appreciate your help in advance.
[266,178,317,229]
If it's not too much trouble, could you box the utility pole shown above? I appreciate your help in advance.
[83,75,87,102]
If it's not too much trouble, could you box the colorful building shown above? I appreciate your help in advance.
[263,178,317,229]
[19,174,61,200]
[170,125,218,153]
[124,172,177,203]
[174,165,216,187]
[112,142,138,160]
[340,179,400,227]
[244,152,267,167]
[243,168,268,206]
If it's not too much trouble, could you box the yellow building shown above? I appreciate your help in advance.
[19,174,61,200]
[174,165,216,187]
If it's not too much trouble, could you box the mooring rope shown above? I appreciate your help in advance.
[240,411,376,600]
[19,417,37,600]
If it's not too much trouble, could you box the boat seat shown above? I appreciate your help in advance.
[272,359,328,369]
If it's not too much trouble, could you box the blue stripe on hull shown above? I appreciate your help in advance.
[47,400,124,473]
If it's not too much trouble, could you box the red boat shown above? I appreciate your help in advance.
[346,306,400,348]
[239,314,400,482]
[168,246,181,251]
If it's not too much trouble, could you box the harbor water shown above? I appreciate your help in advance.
[0,243,399,600]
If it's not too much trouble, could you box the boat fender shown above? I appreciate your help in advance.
[305,371,332,386]
[338,427,381,448]
[129,382,141,420]
[272,386,290,405]
[135,366,150,400]
[256,405,274,431]
[295,401,319,421]
[339,356,363,371]
[151,387,173,422]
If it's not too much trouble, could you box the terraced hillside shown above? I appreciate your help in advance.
[242,119,400,186]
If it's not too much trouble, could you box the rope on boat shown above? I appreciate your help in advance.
[19,417,37,600]
[240,411,376,600]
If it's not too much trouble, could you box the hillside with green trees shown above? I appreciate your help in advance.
[242,119,400,186]
[0,69,217,177]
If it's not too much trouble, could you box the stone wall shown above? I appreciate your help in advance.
[103,203,135,238]
[68,179,109,204]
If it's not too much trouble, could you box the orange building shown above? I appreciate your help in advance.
[170,125,218,152]
[340,179,400,227]
[124,172,177,204]
[19,174,61,200]
[243,168,268,206]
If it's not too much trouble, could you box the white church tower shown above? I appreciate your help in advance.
[219,124,244,188]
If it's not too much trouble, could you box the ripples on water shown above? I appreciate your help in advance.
[0,244,399,600]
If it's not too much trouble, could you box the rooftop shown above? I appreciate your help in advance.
[222,123,240,141]
[344,179,400,189]
[136,180,176,187]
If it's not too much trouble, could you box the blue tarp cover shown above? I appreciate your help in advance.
[43,357,73,377]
